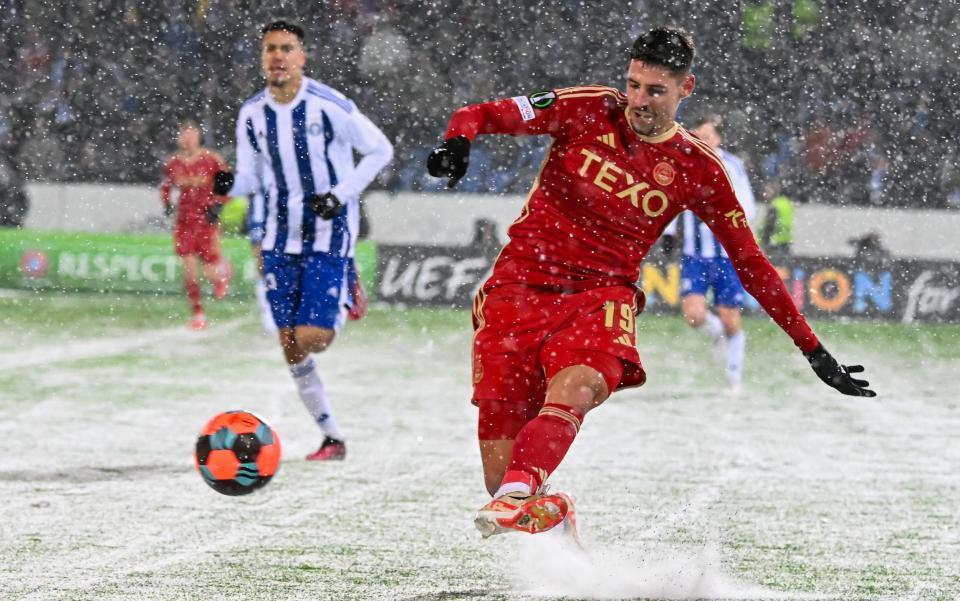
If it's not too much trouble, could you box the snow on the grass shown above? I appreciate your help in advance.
[511,533,829,599]
[1,302,958,600]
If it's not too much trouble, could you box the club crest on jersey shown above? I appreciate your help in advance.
[308,123,323,136]
[653,161,676,186]
[528,90,557,109]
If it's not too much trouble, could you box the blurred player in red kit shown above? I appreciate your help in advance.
[160,120,231,330]
[427,27,876,539]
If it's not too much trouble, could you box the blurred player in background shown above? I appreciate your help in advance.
[159,120,231,330]
[214,21,392,461]
[661,114,757,392]
[428,27,874,539]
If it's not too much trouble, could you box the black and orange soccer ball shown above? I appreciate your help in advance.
[194,410,282,496]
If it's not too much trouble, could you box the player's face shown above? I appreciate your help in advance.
[625,61,695,137]
[177,126,200,153]
[262,30,305,89]
[691,122,721,150]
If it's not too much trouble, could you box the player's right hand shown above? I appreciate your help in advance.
[803,344,876,397]
[426,136,470,188]
[213,170,234,196]
[163,203,174,218]
[205,203,223,224]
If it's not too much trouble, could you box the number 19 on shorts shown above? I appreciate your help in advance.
[603,301,635,334]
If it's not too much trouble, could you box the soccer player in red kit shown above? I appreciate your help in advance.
[160,120,231,329]
[427,27,875,539]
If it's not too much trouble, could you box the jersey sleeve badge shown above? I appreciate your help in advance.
[528,90,557,109]
[511,90,558,122]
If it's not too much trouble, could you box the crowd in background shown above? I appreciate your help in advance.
[2,0,959,217]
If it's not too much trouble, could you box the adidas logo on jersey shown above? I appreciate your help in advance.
[596,133,616,149]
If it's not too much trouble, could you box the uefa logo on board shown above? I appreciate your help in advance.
[19,250,49,278]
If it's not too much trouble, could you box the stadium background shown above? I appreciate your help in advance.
[1,0,959,211]
[2,1,959,323]
[2,4,960,600]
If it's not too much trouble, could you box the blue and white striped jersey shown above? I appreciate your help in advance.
[247,189,266,246]
[229,77,393,256]
[666,147,757,259]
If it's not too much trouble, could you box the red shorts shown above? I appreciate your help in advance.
[174,223,220,263]
[472,283,646,440]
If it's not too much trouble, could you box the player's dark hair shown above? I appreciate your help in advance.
[692,113,722,134]
[179,118,201,132]
[630,27,695,75]
[261,20,305,42]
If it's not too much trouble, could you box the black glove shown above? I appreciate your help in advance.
[213,170,234,196]
[163,203,174,218]
[804,343,876,397]
[426,135,471,188]
[660,233,676,258]
[205,203,223,224]
[307,192,342,220]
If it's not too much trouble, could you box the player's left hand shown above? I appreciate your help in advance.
[426,136,470,188]
[804,344,876,397]
[307,193,342,220]
[205,203,223,224]
[163,203,175,218]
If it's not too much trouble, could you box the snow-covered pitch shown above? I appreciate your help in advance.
[1,291,957,600]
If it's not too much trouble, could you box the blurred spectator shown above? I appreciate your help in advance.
[759,181,794,263]
[0,0,956,209]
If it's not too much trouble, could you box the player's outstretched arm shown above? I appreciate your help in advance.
[804,344,876,397]
[426,136,470,188]
[691,155,876,398]
[429,91,576,189]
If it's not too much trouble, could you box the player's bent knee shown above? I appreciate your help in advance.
[682,306,706,327]
[295,326,335,353]
[682,296,708,326]
[546,366,610,413]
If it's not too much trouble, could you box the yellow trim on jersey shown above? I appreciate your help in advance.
[559,92,621,101]
[556,85,619,95]
[470,287,488,378]
[511,139,554,227]
[676,126,738,197]
[471,140,554,354]
[625,117,679,144]
[472,287,487,331]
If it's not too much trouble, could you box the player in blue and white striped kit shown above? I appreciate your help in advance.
[215,21,393,460]
[246,188,277,335]
[663,114,756,391]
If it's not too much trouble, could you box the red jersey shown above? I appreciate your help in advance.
[160,150,227,226]
[446,85,818,353]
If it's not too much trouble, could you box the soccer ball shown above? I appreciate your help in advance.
[194,410,282,496]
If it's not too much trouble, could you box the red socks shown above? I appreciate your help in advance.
[502,403,584,492]
[185,279,202,313]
